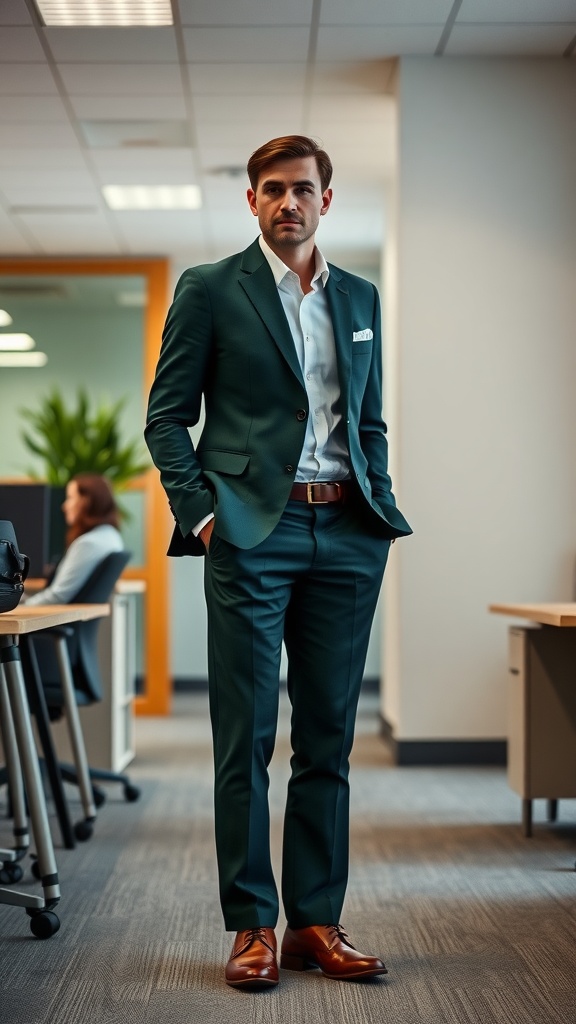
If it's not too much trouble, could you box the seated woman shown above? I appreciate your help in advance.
[26,473,123,606]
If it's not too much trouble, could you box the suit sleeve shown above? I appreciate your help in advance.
[358,285,412,536]
[144,269,215,538]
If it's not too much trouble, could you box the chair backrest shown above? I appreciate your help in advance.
[70,550,131,605]
[32,549,132,704]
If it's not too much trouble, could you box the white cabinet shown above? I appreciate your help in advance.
[49,591,137,772]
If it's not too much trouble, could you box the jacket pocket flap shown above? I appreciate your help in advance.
[201,449,250,475]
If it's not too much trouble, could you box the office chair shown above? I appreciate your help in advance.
[21,550,140,841]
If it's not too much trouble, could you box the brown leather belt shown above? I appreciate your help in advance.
[289,481,350,504]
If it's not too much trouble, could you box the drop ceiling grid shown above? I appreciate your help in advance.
[447,23,576,54]
[459,0,576,21]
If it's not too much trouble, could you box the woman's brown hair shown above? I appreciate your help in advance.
[67,473,120,545]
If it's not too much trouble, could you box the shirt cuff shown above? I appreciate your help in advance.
[192,513,214,537]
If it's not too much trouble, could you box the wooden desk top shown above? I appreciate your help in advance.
[0,604,110,635]
[489,603,576,627]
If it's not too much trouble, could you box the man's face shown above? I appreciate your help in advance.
[247,155,332,254]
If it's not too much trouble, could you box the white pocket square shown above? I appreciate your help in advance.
[352,329,373,342]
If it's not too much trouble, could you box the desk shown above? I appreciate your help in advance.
[0,604,108,938]
[489,603,576,836]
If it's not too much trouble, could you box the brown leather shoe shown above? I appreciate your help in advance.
[225,927,279,989]
[280,924,387,980]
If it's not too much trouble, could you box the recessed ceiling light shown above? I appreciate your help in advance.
[0,310,13,327]
[0,333,36,351]
[0,352,47,367]
[102,185,202,210]
[34,1,173,25]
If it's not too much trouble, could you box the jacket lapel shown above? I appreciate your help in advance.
[239,241,304,386]
[325,266,352,409]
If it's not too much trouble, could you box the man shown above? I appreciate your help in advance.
[145,135,411,989]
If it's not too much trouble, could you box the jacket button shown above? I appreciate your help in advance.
[285,464,294,473]
[296,409,307,421]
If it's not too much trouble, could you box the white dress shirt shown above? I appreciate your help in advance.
[259,236,349,482]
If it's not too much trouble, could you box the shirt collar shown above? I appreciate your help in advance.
[259,235,330,289]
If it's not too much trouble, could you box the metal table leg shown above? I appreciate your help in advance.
[20,636,76,850]
[0,636,61,938]
[54,634,97,836]
[0,676,29,884]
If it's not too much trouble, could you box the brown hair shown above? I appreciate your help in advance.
[67,473,120,545]
[247,135,333,193]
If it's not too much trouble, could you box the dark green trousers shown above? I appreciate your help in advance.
[204,497,390,930]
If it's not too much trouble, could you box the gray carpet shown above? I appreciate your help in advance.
[1,692,575,1024]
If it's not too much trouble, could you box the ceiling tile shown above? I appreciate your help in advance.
[459,0,576,22]
[0,147,86,168]
[12,212,122,254]
[0,62,58,93]
[307,94,395,123]
[0,122,80,147]
[58,63,183,95]
[192,93,305,125]
[0,165,94,188]
[182,26,310,62]
[0,211,34,254]
[69,94,187,120]
[90,148,196,184]
[0,0,33,25]
[178,0,313,25]
[44,27,179,62]
[0,27,45,61]
[316,25,442,60]
[196,120,306,150]
[311,60,396,94]
[189,62,308,94]
[320,0,453,25]
[0,95,70,122]
[446,24,576,54]
[3,186,101,207]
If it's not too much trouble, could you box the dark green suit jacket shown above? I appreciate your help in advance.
[145,238,412,556]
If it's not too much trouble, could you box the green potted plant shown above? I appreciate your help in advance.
[19,387,150,490]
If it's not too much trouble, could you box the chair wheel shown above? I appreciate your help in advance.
[29,910,60,939]
[124,783,141,802]
[74,819,94,842]
[31,857,41,881]
[0,862,24,884]
[92,786,106,808]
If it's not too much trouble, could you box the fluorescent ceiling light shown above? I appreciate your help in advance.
[102,185,202,210]
[0,352,48,367]
[0,333,36,351]
[0,310,13,327]
[35,1,173,25]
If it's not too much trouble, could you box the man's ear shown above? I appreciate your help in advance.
[247,188,258,217]
[320,188,333,216]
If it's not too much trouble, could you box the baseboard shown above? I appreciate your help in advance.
[379,715,507,766]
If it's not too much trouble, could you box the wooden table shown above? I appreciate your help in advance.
[489,603,576,627]
[489,603,576,837]
[0,604,108,938]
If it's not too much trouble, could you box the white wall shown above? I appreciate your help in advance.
[383,58,576,741]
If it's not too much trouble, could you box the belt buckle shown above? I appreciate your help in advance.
[307,482,339,504]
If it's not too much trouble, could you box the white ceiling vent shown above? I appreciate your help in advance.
[80,120,191,149]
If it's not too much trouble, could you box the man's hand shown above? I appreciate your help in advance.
[199,518,215,552]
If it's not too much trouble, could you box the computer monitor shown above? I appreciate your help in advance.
[0,483,66,577]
